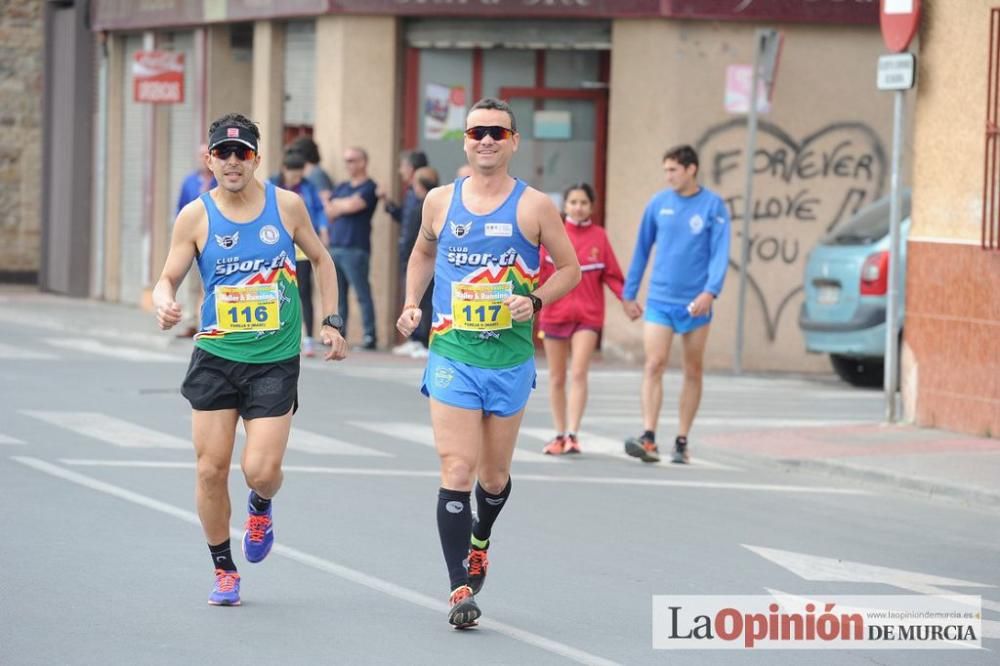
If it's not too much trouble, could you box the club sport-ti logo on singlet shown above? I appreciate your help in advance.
[213,249,291,277]
[446,246,519,268]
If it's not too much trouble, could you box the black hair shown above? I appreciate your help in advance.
[403,150,429,170]
[414,166,439,192]
[283,150,306,170]
[288,136,321,164]
[562,182,596,205]
[208,112,259,141]
[662,145,699,173]
[468,97,517,132]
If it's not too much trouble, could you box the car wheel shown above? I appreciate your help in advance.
[829,354,884,388]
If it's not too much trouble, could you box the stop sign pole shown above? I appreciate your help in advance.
[879,0,920,423]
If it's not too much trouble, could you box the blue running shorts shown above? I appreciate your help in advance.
[421,351,536,417]
[644,300,712,334]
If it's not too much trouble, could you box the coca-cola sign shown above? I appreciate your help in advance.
[132,51,185,104]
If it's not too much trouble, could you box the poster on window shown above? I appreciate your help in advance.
[133,50,185,103]
[424,83,466,140]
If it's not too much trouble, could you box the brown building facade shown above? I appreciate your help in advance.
[66,0,898,376]
[903,0,1000,436]
[0,0,42,282]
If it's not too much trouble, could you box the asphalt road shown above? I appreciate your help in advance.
[1,310,996,665]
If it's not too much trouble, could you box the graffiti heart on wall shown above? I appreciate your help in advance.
[695,119,887,341]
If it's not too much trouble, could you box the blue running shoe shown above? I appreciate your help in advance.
[208,569,241,606]
[242,493,274,563]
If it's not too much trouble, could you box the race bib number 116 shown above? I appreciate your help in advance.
[215,284,281,332]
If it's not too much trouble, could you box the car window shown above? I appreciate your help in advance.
[822,191,912,245]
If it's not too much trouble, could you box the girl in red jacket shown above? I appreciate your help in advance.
[539,184,642,454]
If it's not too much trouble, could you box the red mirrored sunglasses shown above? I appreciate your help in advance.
[464,126,515,141]
[210,145,257,161]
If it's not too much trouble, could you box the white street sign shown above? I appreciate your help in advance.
[877,53,916,90]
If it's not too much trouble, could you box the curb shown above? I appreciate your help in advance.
[776,457,1000,510]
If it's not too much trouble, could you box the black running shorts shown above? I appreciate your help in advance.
[181,347,300,419]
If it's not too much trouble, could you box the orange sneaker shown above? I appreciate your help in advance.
[542,435,566,455]
[467,546,489,594]
[562,433,581,454]
[448,585,481,628]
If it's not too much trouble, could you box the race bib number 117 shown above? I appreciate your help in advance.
[451,282,513,332]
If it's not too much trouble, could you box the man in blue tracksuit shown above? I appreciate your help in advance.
[622,145,731,464]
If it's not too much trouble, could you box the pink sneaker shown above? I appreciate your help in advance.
[562,434,581,454]
[542,436,566,455]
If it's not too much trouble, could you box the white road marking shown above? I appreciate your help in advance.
[57,459,872,494]
[0,433,25,445]
[25,412,391,458]
[43,338,183,363]
[0,309,171,348]
[0,341,58,360]
[747,544,1000,631]
[519,427,741,470]
[232,421,392,458]
[22,411,190,449]
[287,427,392,457]
[13,456,621,666]
[350,420,558,464]
[573,416,872,428]
[745,545,995,589]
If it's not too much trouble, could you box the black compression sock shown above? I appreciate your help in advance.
[437,488,472,591]
[209,539,237,572]
[472,477,512,545]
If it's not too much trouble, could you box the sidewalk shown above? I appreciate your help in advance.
[700,424,1000,509]
[4,286,999,510]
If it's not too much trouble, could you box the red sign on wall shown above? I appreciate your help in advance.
[133,51,184,104]
[879,0,921,53]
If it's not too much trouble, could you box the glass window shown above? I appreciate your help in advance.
[417,49,473,183]
[823,191,912,245]
[543,50,599,88]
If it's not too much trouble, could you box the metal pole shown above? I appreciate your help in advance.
[734,31,764,374]
[92,40,108,300]
[884,89,905,422]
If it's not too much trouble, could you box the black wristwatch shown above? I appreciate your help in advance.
[527,293,543,313]
[321,314,345,335]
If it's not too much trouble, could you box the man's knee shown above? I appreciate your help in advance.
[196,456,230,489]
[242,457,282,490]
[440,455,476,489]
[477,469,510,494]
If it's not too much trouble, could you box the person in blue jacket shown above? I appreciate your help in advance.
[270,149,328,356]
[622,145,731,465]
